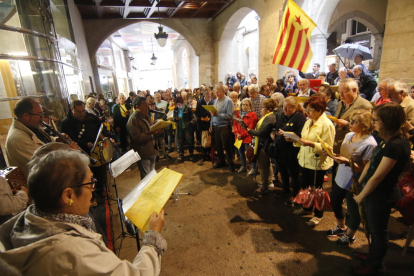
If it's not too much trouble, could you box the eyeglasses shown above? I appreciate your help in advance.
[73,178,97,190]
[28,112,44,117]
[305,108,315,113]
[349,120,360,125]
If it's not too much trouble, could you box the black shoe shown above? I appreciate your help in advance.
[229,164,235,172]
[156,156,160,162]
[189,154,194,161]
[168,148,174,153]
[213,162,226,169]
[326,225,346,237]
[177,154,183,161]
[165,154,172,160]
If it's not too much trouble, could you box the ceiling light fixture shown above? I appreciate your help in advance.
[150,37,157,65]
[154,0,168,47]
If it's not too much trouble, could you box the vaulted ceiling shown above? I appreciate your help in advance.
[74,0,235,20]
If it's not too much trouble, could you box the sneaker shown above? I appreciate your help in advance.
[238,166,247,173]
[324,174,329,182]
[336,234,356,247]
[229,164,235,172]
[307,217,322,226]
[177,154,183,161]
[248,169,257,176]
[293,209,312,216]
[326,225,347,237]
[253,186,270,195]
[274,190,291,197]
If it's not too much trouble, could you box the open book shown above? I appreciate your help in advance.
[280,129,300,142]
[109,150,141,178]
[316,134,335,158]
[202,105,218,113]
[150,119,173,131]
[124,168,184,232]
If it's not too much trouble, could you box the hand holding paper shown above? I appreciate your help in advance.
[316,134,335,157]
[280,129,300,142]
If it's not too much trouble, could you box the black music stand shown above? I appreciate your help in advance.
[107,151,142,256]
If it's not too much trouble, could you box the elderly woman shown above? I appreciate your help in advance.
[86,97,99,116]
[247,99,276,194]
[351,103,410,275]
[287,96,335,226]
[273,97,306,201]
[233,98,258,173]
[230,92,241,110]
[0,149,166,275]
[325,110,377,248]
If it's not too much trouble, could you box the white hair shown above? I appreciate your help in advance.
[271,92,285,107]
[387,79,409,96]
[248,84,259,93]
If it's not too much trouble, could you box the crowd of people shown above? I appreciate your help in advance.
[1,55,414,275]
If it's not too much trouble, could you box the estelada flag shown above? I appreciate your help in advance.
[272,0,316,72]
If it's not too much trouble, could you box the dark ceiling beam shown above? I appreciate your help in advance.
[145,0,159,19]
[94,0,104,18]
[191,1,207,18]
[167,1,184,18]
[210,0,234,19]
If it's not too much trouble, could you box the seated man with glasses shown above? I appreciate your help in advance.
[5,98,77,177]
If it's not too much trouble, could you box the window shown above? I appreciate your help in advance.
[351,20,369,36]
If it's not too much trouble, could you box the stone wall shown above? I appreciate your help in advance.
[379,0,414,83]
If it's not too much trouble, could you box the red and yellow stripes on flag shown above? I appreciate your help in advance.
[272,0,316,72]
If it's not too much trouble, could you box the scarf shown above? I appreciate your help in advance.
[34,206,94,232]
[254,112,272,154]
[240,110,248,119]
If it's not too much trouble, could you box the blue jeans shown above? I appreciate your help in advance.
[137,156,156,180]
[239,143,256,169]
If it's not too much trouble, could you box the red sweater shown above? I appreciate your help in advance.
[233,111,258,144]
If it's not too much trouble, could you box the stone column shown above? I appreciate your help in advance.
[370,34,383,71]
[189,51,199,89]
[90,56,103,95]
[199,51,214,86]
[310,33,328,72]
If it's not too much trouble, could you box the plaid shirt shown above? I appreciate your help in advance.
[249,94,267,119]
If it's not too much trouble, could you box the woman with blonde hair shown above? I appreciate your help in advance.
[325,110,377,247]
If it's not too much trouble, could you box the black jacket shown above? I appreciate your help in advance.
[357,71,377,101]
[196,98,214,131]
[61,112,102,153]
[248,113,276,149]
[174,105,196,130]
[274,111,306,159]
[113,103,131,130]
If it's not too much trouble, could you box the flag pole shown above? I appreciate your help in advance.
[315,25,346,67]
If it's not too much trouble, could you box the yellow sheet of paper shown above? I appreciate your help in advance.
[202,105,218,113]
[316,134,335,158]
[326,115,338,122]
[296,97,309,104]
[234,139,243,149]
[125,168,183,231]
[150,120,173,131]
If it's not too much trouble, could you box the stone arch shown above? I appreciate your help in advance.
[83,19,203,58]
[217,7,259,83]
[328,11,384,36]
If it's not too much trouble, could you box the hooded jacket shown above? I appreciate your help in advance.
[0,205,166,276]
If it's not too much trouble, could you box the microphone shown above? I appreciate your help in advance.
[149,109,166,115]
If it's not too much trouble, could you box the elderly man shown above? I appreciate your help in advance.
[387,80,414,126]
[334,79,372,154]
[326,63,339,85]
[248,84,267,119]
[297,79,316,97]
[154,92,168,111]
[113,93,131,152]
[352,65,377,101]
[209,85,235,172]
[5,98,77,177]
[127,97,161,179]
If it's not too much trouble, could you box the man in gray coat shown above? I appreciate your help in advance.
[127,97,161,179]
